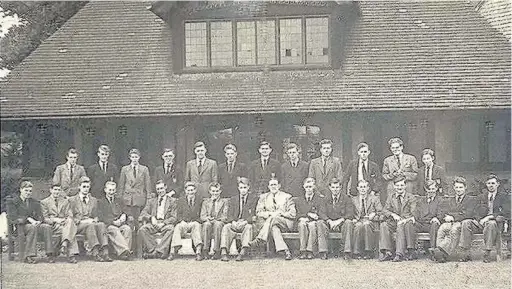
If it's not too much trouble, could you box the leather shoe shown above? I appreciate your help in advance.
[68,256,78,264]
[94,255,105,262]
[379,251,393,262]
[195,253,204,261]
[483,251,491,263]
[284,250,292,260]
[392,254,404,262]
[61,245,69,257]
[48,255,56,263]
[210,252,221,260]
[298,252,307,260]
[166,253,175,261]
[24,256,37,264]
[235,254,244,262]
[221,254,229,262]
[320,252,328,260]
[119,251,131,261]
[306,252,314,259]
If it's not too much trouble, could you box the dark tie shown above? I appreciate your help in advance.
[362,162,368,180]
[82,196,87,204]
[210,200,217,218]
[457,196,462,203]
[55,198,59,208]
[198,160,203,174]
[132,166,137,178]
[167,164,172,175]
[333,196,338,205]
[361,198,366,216]
[396,156,401,169]
[159,196,164,206]
[323,158,327,172]
[425,166,431,182]
[262,159,267,170]
[70,165,74,179]
[228,162,233,174]
[102,162,107,173]
[489,194,494,202]
[396,195,402,215]
[239,196,246,219]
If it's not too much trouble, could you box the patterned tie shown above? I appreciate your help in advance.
[396,155,401,169]
[70,165,74,179]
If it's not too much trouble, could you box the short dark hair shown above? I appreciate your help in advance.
[388,138,403,146]
[424,180,438,191]
[155,180,167,187]
[357,142,369,151]
[129,148,140,156]
[453,176,467,187]
[67,148,78,156]
[194,142,205,149]
[421,148,435,158]
[184,181,197,189]
[237,177,250,186]
[286,143,300,152]
[393,175,406,184]
[162,148,174,155]
[224,144,237,152]
[329,178,341,185]
[259,141,271,148]
[486,174,500,182]
[20,181,33,189]
[209,182,222,191]
[320,139,333,147]
[98,145,110,153]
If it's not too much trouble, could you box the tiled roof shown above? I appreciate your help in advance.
[475,0,511,41]
[1,1,510,120]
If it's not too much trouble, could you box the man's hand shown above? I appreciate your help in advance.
[81,218,94,224]
[368,212,376,221]
[479,215,494,226]
[307,212,319,220]
[119,214,127,223]
[151,216,158,225]
[391,213,401,222]
[299,217,309,223]
[156,222,165,230]
[443,215,454,223]
[430,217,440,225]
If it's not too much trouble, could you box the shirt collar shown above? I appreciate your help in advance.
[488,191,497,198]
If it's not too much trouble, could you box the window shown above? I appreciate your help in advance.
[257,20,276,65]
[280,19,303,64]
[211,21,233,66]
[185,22,207,67]
[306,17,329,64]
[237,21,256,65]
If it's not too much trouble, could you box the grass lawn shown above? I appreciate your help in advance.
[1,254,510,289]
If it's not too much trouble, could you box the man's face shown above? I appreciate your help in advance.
[393,180,406,194]
[390,143,403,156]
[268,180,280,193]
[185,185,197,198]
[238,183,249,196]
[225,149,237,163]
[209,186,221,200]
[104,184,116,198]
[162,151,174,164]
[425,184,438,198]
[98,150,109,163]
[156,183,167,196]
[357,147,370,161]
[303,181,315,195]
[80,182,91,195]
[320,144,332,157]
[50,186,62,198]
[422,154,434,167]
[286,147,299,162]
[195,146,206,159]
[453,183,466,196]
[129,154,140,165]
[67,153,78,165]
[20,187,33,199]
[329,182,341,196]
[259,145,272,158]
[357,182,369,196]
[486,178,499,193]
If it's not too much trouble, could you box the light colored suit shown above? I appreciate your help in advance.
[382,153,418,203]
[68,194,108,252]
[308,156,343,195]
[52,163,87,196]
[200,197,229,253]
[351,193,383,254]
[118,164,152,208]
[185,158,218,199]
[41,196,79,255]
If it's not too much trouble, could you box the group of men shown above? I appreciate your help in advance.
[7,138,510,264]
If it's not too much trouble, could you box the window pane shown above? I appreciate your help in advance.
[487,120,509,162]
[306,17,328,64]
[279,18,302,64]
[460,119,480,163]
[257,20,276,65]
[211,21,233,67]
[237,21,256,66]
[185,22,207,67]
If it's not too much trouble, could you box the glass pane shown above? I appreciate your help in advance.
[279,18,302,64]
[460,119,480,163]
[257,20,276,65]
[306,17,329,64]
[237,21,256,66]
[211,21,233,67]
[185,22,207,67]
[488,120,509,162]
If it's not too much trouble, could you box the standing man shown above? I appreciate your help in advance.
[218,144,247,198]
[153,148,182,198]
[98,181,132,260]
[281,143,309,197]
[417,149,448,196]
[137,180,178,260]
[200,182,229,260]
[220,177,258,262]
[53,148,87,196]
[379,176,417,262]
[295,178,328,260]
[382,138,418,204]
[249,141,281,195]
[250,178,296,260]
[7,181,54,264]
[68,176,111,262]
[414,180,444,258]
[342,142,380,197]
[185,142,218,199]
[41,183,79,263]
[308,139,343,196]
[87,145,119,200]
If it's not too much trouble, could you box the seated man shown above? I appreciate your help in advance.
[249,177,296,260]
[433,177,480,262]
[295,178,328,260]
[220,177,258,262]
[352,180,383,259]
[379,175,417,262]
[68,176,111,262]
[41,183,79,263]
[8,181,54,264]
[414,180,443,258]
[169,182,204,261]
[138,180,178,260]
[200,182,229,260]
[98,181,132,260]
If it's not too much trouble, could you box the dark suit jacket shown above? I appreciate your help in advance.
[443,194,479,222]
[308,156,343,194]
[7,196,43,224]
[249,158,281,194]
[68,194,101,222]
[351,193,383,220]
[200,198,229,222]
[414,195,444,224]
[87,162,119,199]
[176,196,203,223]
[52,163,87,196]
[139,195,178,225]
[341,158,380,196]
[325,193,355,220]
[383,192,417,219]
[153,163,182,197]
[118,164,152,207]
[477,190,511,220]
[40,196,72,224]
[98,196,126,226]
[226,193,258,223]
[218,161,247,198]
[295,193,328,220]
[417,164,448,196]
[281,160,309,197]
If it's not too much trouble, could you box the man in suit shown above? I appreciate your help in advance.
[87,145,119,200]
[249,178,296,260]
[477,174,510,263]
[153,148,182,198]
[68,176,111,262]
[433,177,481,263]
[352,179,383,259]
[417,149,448,196]
[342,142,380,197]
[218,144,247,198]
[41,183,79,263]
[382,138,418,204]
[52,148,87,196]
[169,181,204,261]
[137,180,178,260]
[118,148,152,233]
[414,180,444,258]
[98,181,131,260]
[220,177,258,262]
[249,141,281,195]
[200,182,229,260]
[379,175,417,262]
[308,139,343,196]
[7,181,54,264]
[185,142,218,199]
[295,178,328,260]
[325,178,355,259]
[281,143,309,197]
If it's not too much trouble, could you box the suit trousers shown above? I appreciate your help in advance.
[415,222,440,248]
[483,220,504,251]
[298,220,328,253]
[436,222,462,256]
[255,216,293,252]
[138,223,174,255]
[353,220,378,254]
[107,224,132,256]
[221,222,253,249]
[202,220,225,253]
[23,223,53,257]
[51,218,79,255]
[76,222,108,253]
[330,220,353,253]
[379,220,415,255]
[460,219,482,249]
[171,221,202,250]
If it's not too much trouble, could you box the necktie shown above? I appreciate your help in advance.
[262,159,267,170]
[159,196,164,206]
[333,196,338,204]
[82,196,87,204]
[323,158,327,172]
[228,162,233,174]
[102,162,107,173]
[489,194,494,202]
[70,165,74,179]
[397,195,402,215]
[396,156,401,169]
[425,166,431,181]
[198,160,203,173]
[167,164,172,175]
[457,196,462,203]
[361,198,366,216]
[132,166,137,178]
[239,196,246,219]
[362,161,368,180]
[211,200,217,217]
[188,198,193,207]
